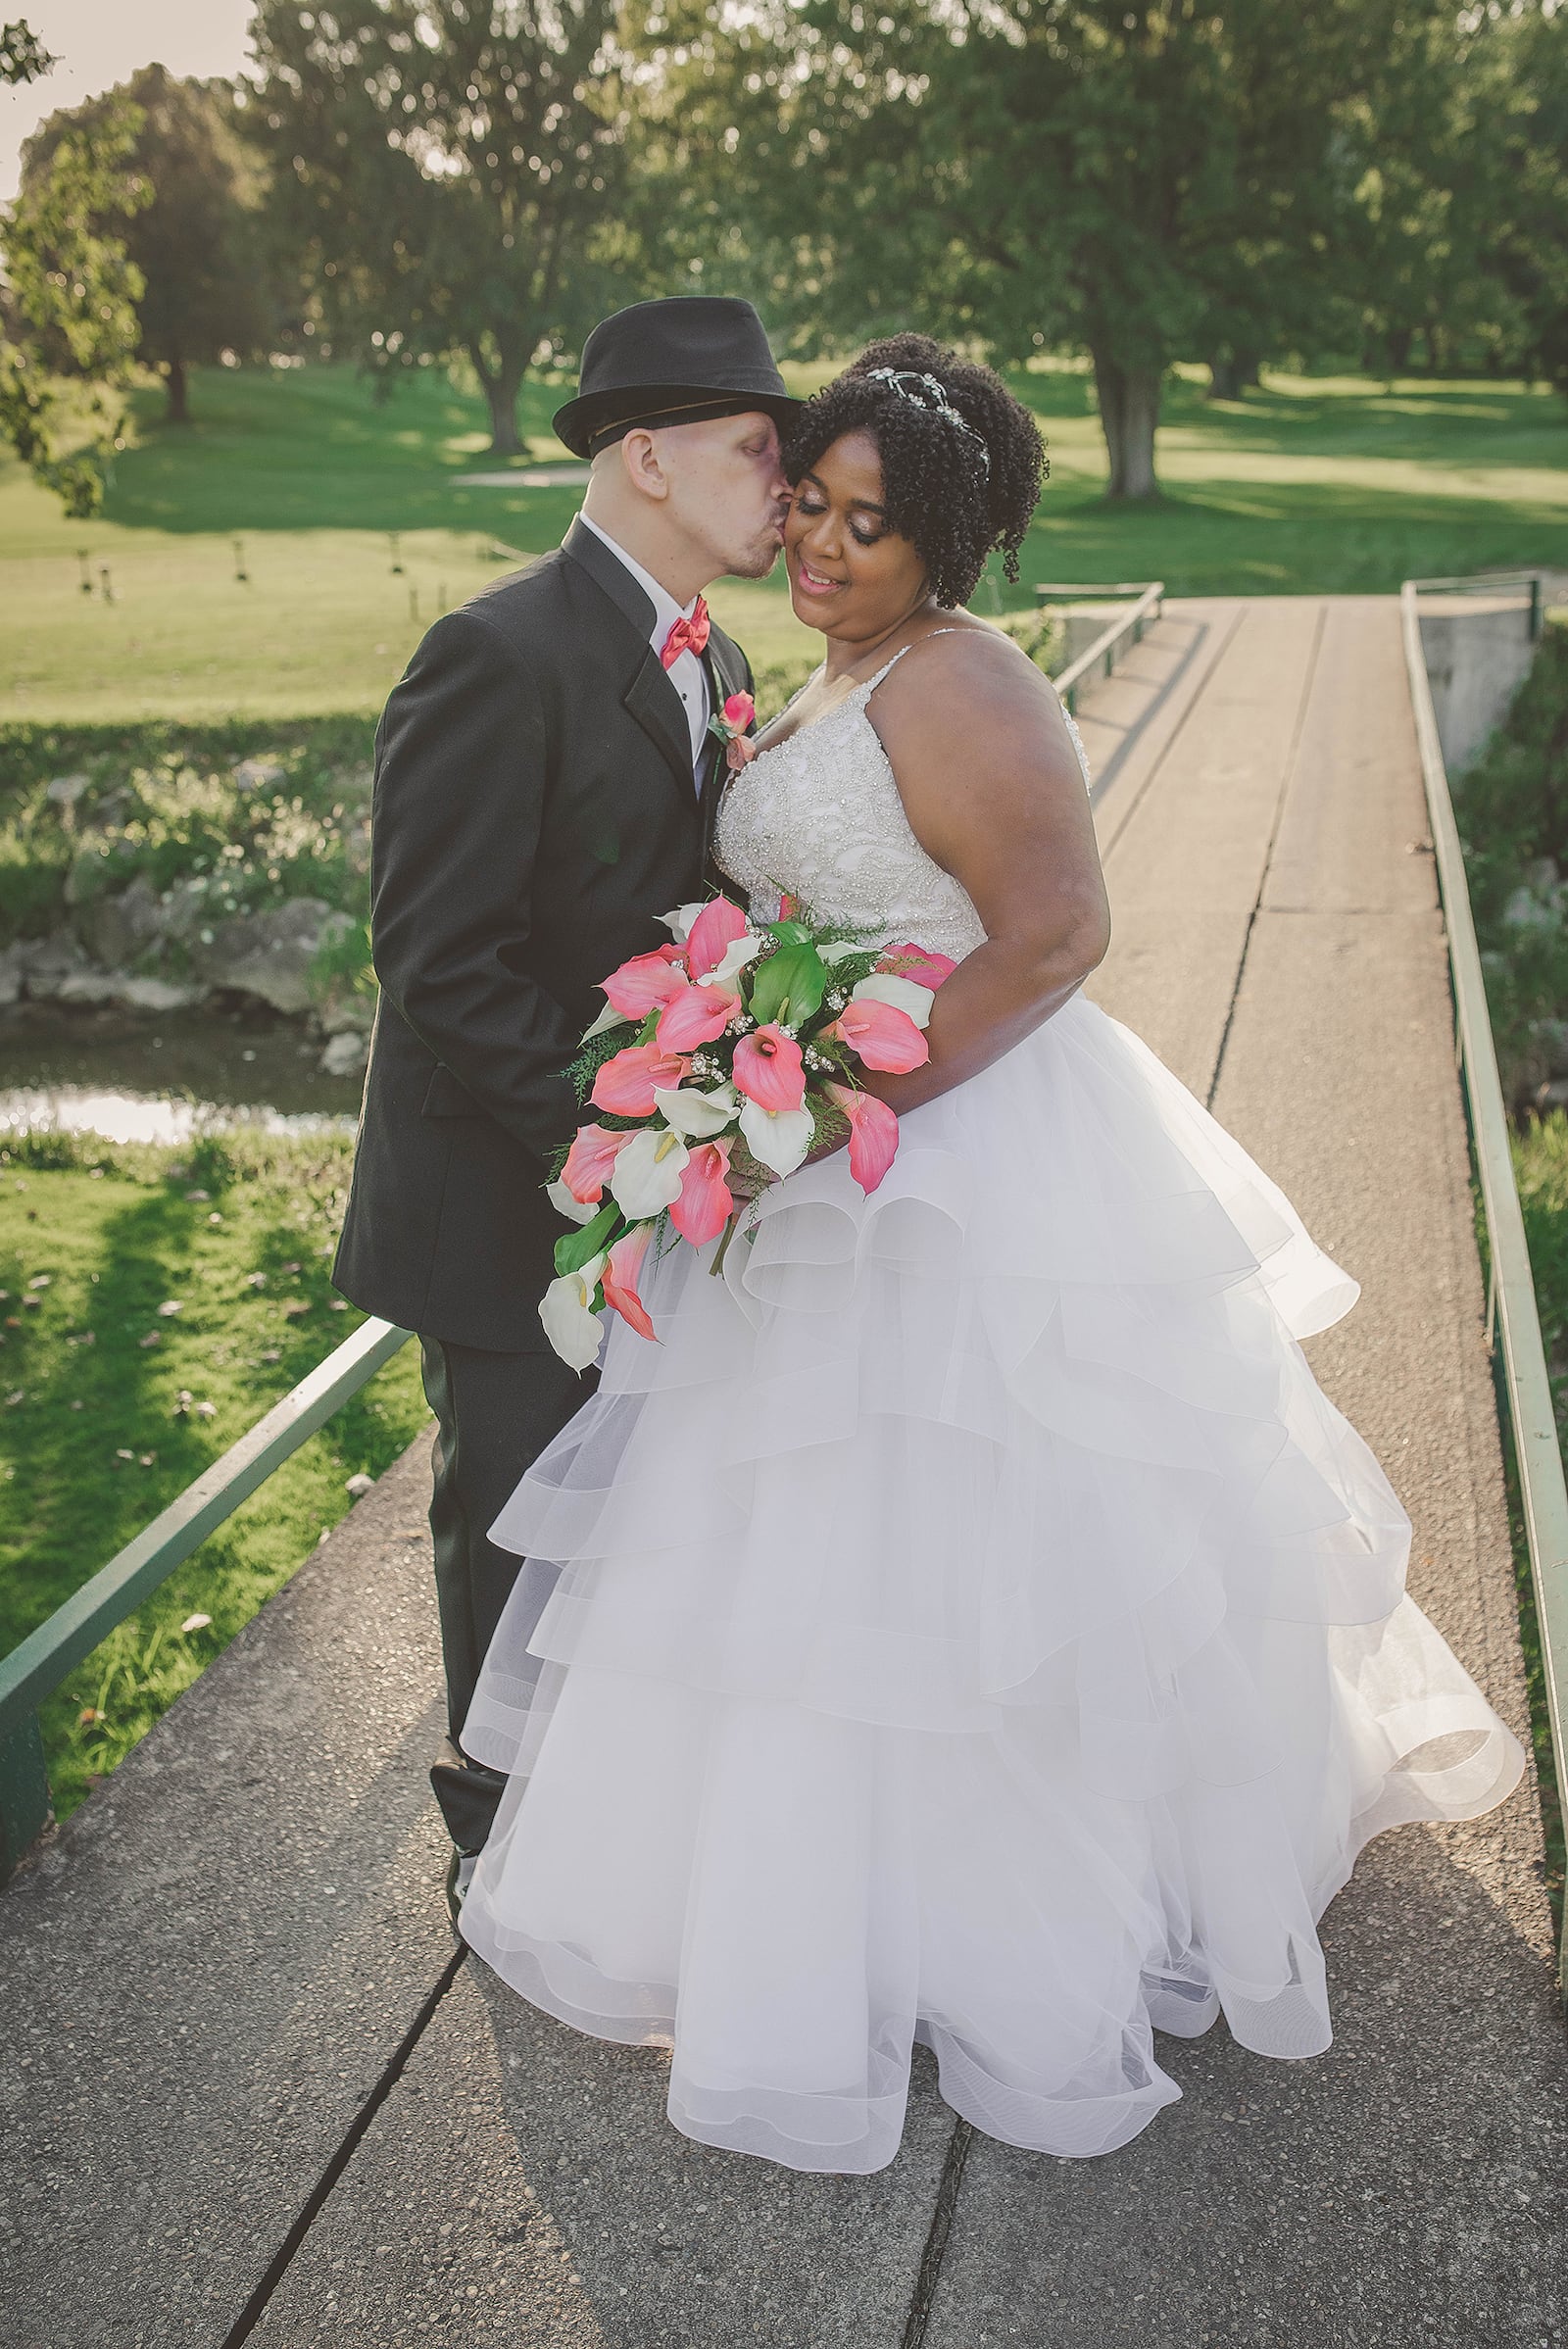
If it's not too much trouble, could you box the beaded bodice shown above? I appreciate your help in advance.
[714,640,1091,964]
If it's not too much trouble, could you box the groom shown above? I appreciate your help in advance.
[333,297,798,1899]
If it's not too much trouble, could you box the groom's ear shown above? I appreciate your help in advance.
[617,429,671,504]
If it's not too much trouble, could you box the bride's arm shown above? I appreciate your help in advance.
[860,628,1110,1113]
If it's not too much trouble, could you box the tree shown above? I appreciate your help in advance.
[248,0,631,455]
[0,20,55,84]
[641,0,1460,500]
[0,99,148,514]
[21,66,272,423]
[1492,3,1568,399]
[1321,7,1519,381]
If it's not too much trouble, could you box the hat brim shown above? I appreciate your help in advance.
[553,382,803,461]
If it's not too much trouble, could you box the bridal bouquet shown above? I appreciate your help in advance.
[540,893,956,1366]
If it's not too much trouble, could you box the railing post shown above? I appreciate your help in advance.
[0,1712,51,1884]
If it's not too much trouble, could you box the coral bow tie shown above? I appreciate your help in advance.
[660,597,710,668]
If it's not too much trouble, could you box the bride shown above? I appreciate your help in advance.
[458,335,1524,2174]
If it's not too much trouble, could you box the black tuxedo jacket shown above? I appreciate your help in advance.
[333,518,753,1350]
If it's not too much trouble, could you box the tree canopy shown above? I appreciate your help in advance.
[0,18,54,84]
[248,0,631,454]
[630,0,1568,497]
[21,66,272,422]
[0,100,147,514]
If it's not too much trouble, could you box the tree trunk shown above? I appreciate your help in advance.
[1207,355,1241,402]
[1091,349,1161,500]
[165,355,190,425]
[472,340,525,458]
[1387,324,1414,374]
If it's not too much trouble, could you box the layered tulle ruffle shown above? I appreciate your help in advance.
[460,996,1524,2173]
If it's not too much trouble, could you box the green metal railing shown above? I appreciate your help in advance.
[1038,580,1166,713]
[0,1315,413,1882]
[1404,568,1544,638]
[1400,572,1567,1996]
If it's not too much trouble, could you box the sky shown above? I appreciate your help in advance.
[0,0,256,200]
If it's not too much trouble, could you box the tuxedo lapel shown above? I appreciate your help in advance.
[563,517,699,806]
[624,653,701,799]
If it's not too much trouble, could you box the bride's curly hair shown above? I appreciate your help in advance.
[782,334,1048,610]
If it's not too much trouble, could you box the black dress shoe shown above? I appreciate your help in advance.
[445,1846,478,1932]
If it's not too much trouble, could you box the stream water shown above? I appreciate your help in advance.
[0,1004,363,1143]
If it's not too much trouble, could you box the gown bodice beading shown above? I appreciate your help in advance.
[714,642,1087,960]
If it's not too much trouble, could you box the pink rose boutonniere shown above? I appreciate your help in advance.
[708,690,758,773]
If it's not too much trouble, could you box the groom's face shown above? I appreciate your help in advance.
[660,413,793,581]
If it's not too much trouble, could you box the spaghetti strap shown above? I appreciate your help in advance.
[858,626,968,700]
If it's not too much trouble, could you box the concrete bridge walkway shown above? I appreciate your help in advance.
[3,596,1565,2349]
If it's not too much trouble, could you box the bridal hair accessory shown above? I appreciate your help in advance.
[863,367,991,471]
[538,895,958,1366]
[660,597,710,667]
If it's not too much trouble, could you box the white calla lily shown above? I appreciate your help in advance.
[654,1082,740,1140]
[707,932,767,989]
[739,1099,815,1178]
[610,1125,690,1218]
[849,971,935,1029]
[657,902,707,946]
[539,1255,607,1370]
[546,1178,597,1226]
[579,999,632,1044]
[818,939,866,965]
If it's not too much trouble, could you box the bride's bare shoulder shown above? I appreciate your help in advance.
[872,619,1074,762]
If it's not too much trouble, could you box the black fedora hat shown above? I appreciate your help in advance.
[554,295,800,460]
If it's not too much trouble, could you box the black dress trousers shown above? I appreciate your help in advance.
[419,1339,596,1853]
[333,522,754,1859]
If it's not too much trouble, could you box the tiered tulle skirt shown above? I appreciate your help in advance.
[460,996,1524,2172]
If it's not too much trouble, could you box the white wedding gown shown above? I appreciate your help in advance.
[460,645,1525,2173]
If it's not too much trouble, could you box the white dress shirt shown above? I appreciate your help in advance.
[577,514,710,781]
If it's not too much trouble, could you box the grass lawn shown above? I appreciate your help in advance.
[0,358,1563,723]
[0,1125,429,1820]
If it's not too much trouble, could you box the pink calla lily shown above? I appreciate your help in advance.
[655,980,742,1052]
[825,1083,901,1195]
[670,1139,736,1245]
[562,1122,635,1204]
[832,998,930,1073]
[600,945,687,1019]
[685,895,751,982]
[591,1043,692,1116]
[732,1021,808,1112]
[876,943,958,989]
[721,691,756,731]
[602,1222,658,1342]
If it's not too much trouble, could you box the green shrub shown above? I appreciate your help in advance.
[0,715,377,952]
[998,608,1067,674]
[1453,619,1568,1099]
[0,1124,428,1818]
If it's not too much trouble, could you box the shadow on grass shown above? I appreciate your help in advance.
[107,367,585,537]
[0,1133,430,1817]
[95,362,1568,543]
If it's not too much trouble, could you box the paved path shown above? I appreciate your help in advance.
[3,597,1564,2348]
